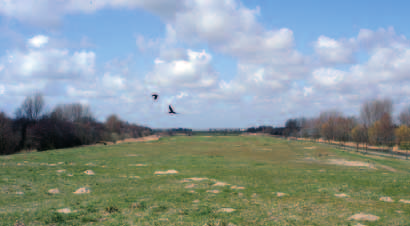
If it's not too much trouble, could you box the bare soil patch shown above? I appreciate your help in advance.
[56,169,66,173]
[73,187,90,194]
[327,159,376,169]
[380,196,394,202]
[399,199,410,204]
[84,170,95,175]
[218,208,235,213]
[335,193,349,198]
[276,192,287,197]
[154,170,178,175]
[48,188,60,194]
[57,208,72,213]
[116,135,160,144]
[206,190,220,194]
[181,177,209,182]
[230,185,245,190]
[304,147,317,150]
[212,181,230,187]
[348,213,379,221]
[185,184,195,189]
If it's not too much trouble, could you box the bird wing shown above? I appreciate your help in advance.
[169,105,173,112]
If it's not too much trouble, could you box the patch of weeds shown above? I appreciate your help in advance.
[152,204,168,213]
[85,202,98,213]
[192,205,214,217]
[81,215,98,223]
[105,205,119,214]
[130,201,147,210]
[44,212,68,224]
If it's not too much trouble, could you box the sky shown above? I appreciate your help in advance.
[1,0,410,129]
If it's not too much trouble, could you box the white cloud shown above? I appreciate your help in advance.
[1,45,95,80]
[0,0,185,27]
[28,35,49,48]
[314,35,355,64]
[102,73,125,90]
[145,49,218,92]
[312,68,346,86]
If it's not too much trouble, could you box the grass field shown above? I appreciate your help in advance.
[1,135,410,225]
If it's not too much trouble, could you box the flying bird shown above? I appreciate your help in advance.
[168,105,178,114]
[152,93,159,101]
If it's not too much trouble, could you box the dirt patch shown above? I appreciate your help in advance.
[181,177,209,182]
[84,170,95,175]
[348,213,379,221]
[193,200,200,203]
[129,164,147,166]
[73,187,90,194]
[380,196,394,202]
[48,188,60,194]
[85,162,96,166]
[56,169,66,173]
[335,193,349,198]
[327,159,376,168]
[67,174,73,177]
[116,135,160,144]
[276,192,287,197]
[185,184,196,189]
[218,208,235,213]
[212,181,230,187]
[16,191,24,195]
[378,165,397,172]
[230,185,245,190]
[126,154,141,157]
[48,164,56,166]
[399,199,410,204]
[57,208,72,213]
[304,147,317,150]
[154,170,178,175]
[207,190,220,194]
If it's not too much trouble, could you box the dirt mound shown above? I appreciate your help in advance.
[57,208,71,213]
[380,197,394,202]
[84,170,95,175]
[212,181,230,187]
[181,177,209,182]
[73,187,90,194]
[154,170,178,175]
[48,188,60,194]
[335,193,349,198]
[207,190,220,193]
[348,213,379,221]
[185,184,195,189]
[230,185,245,190]
[399,199,410,204]
[219,208,235,213]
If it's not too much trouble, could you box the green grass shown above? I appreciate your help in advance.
[1,136,410,225]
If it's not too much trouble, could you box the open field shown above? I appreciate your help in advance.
[1,136,410,225]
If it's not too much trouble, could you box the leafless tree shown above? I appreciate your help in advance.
[52,103,92,123]
[15,92,44,121]
[399,105,410,127]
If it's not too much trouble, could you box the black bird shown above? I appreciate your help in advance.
[152,93,159,101]
[168,105,178,114]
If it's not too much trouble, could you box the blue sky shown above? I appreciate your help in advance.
[1,0,410,129]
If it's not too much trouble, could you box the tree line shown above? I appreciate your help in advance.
[247,98,410,154]
[0,92,152,155]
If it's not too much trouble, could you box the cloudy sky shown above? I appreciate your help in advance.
[0,0,409,129]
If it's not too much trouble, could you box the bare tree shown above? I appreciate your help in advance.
[360,98,393,127]
[352,124,367,152]
[52,103,92,123]
[15,92,44,121]
[399,105,410,127]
